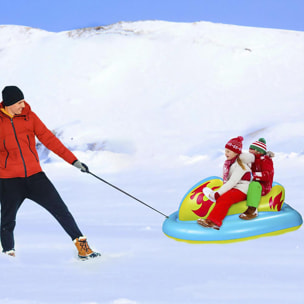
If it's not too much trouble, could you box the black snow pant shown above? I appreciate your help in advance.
[0,172,83,252]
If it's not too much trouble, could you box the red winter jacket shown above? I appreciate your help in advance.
[251,154,274,195]
[0,102,77,178]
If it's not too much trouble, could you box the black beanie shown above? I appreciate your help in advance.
[2,86,24,106]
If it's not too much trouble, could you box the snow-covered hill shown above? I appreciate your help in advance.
[0,21,303,304]
[1,21,303,172]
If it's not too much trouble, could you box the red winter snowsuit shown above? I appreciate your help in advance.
[251,154,274,195]
[0,102,77,178]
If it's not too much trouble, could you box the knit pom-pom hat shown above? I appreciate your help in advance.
[225,136,243,154]
[250,138,267,154]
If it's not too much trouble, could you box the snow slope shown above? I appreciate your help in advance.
[0,21,303,304]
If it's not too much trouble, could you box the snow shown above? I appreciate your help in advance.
[0,20,304,303]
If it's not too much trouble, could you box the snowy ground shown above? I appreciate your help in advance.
[1,160,303,304]
[0,20,303,303]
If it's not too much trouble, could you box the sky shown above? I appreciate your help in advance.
[1,0,304,32]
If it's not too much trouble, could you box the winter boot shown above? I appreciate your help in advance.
[197,218,220,230]
[74,236,101,260]
[4,249,15,257]
[239,206,258,220]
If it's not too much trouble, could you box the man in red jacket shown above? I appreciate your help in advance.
[0,86,100,260]
[239,138,274,220]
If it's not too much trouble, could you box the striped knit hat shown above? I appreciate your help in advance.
[250,138,267,154]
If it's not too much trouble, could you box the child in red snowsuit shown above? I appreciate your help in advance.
[239,138,274,220]
[197,136,251,230]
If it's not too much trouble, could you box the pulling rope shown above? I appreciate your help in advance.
[88,171,169,219]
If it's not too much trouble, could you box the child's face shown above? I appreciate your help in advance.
[225,148,238,160]
[249,148,263,156]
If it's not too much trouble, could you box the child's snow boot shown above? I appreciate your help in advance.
[239,206,258,220]
[74,236,101,260]
[197,218,220,230]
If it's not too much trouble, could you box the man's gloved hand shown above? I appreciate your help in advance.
[73,160,89,173]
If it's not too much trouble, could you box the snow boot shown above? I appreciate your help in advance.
[239,206,258,220]
[197,218,220,230]
[4,249,15,257]
[74,236,101,260]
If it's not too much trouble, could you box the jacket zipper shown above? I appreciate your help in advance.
[3,140,9,168]
[11,118,27,177]
[27,135,39,162]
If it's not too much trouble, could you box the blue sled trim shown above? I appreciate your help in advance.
[162,204,303,243]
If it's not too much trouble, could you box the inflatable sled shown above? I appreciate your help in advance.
[162,176,303,243]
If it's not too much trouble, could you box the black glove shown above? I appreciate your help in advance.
[73,160,89,173]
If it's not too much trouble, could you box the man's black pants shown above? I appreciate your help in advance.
[0,172,83,252]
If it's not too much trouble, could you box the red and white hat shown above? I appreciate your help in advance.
[225,136,243,154]
[249,138,267,154]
